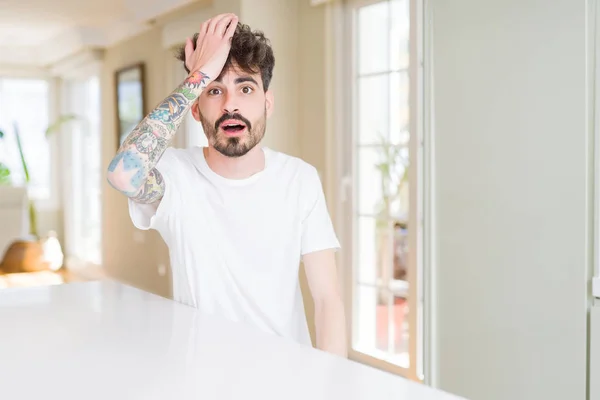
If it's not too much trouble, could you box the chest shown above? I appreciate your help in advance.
[178,180,305,250]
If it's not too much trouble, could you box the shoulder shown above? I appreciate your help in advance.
[162,146,198,160]
[266,148,321,183]
[158,146,199,168]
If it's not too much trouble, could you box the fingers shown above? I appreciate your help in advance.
[223,15,238,39]
[216,14,237,37]
[208,13,230,34]
[195,13,237,50]
[196,21,209,46]
[184,37,193,63]
[206,13,237,36]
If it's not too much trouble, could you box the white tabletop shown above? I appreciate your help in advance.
[0,280,465,400]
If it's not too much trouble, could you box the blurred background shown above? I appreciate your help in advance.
[0,0,596,399]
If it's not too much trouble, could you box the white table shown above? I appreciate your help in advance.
[0,280,465,399]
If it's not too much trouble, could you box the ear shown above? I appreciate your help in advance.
[190,99,201,122]
[265,90,274,118]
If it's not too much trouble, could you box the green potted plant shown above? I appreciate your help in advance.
[0,130,11,186]
[373,133,409,304]
[0,115,77,273]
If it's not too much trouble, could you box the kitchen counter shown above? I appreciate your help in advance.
[0,280,465,399]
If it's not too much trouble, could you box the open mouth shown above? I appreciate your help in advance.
[221,123,246,133]
[220,119,248,135]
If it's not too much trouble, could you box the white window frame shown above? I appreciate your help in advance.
[337,0,428,382]
[53,50,104,271]
[593,0,600,299]
[60,76,102,269]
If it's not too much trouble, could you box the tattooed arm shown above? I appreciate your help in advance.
[106,71,208,204]
[106,13,239,205]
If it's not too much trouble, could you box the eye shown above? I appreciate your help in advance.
[241,86,254,94]
[208,88,222,96]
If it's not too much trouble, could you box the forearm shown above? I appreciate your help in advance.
[106,70,209,199]
[314,296,348,357]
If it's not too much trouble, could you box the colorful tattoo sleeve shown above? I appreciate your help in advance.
[107,71,210,203]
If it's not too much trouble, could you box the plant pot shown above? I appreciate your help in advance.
[0,239,50,274]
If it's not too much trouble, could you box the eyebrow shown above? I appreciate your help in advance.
[214,76,260,86]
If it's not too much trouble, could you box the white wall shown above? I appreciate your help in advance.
[592,304,600,399]
[241,0,301,157]
[431,0,589,399]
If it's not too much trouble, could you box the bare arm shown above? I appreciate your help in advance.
[303,249,348,357]
[106,13,239,204]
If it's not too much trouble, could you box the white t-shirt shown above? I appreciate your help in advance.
[128,145,340,346]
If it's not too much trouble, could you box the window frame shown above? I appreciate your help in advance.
[593,0,600,298]
[54,50,104,271]
[60,75,103,269]
[338,0,427,381]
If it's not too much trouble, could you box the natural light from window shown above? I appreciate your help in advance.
[0,78,50,200]
[351,0,412,370]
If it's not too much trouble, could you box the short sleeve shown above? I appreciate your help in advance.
[128,147,180,231]
[300,167,341,255]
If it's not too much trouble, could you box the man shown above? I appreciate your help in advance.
[106,14,347,357]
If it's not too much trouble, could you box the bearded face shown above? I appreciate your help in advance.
[193,64,273,158]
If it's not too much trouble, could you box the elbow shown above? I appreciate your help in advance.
[106,170,137,197]
[106,171,123,193]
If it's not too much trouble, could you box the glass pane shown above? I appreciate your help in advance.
[390,0,410,70]
[0,78,50,198]
[357,74,390,145]
[357,145,409,218]
[393,222,409,281]
[390,71,410,145]
[390,295,409,368]
[389,145,409,220]
[353,285,378,351]
[357,147,383,215]
[356,216,394,284]
[357,1,390,75]
[353,285,409,369]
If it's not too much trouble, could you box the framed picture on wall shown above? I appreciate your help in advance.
[115,62,146,148]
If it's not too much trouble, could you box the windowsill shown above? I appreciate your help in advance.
[353,342,410,369]
[358,279,409,297]
[594,277,600,298]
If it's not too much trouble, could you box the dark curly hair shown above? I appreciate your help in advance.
[175,22,275,91]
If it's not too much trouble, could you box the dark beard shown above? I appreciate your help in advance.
[200,111,266,158]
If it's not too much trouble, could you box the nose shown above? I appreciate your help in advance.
[222,92,239,115]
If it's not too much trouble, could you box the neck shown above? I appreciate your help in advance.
[203,145,265,179]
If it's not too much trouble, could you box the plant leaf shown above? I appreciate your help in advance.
[45,114,78,137]
[13,122,30,183]
[0,162,11,185]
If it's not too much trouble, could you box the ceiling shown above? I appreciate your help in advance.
[0,0,203,67]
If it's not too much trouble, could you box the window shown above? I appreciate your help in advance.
[0,78,50,201]
[594,0,600,298]
[62,76,102,267]
[341,0,424,380]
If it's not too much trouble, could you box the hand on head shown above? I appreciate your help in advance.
[184,13,239,83]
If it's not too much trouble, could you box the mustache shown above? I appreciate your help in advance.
[215,113,252,131]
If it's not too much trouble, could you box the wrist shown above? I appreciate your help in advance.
[185,69,211,90]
